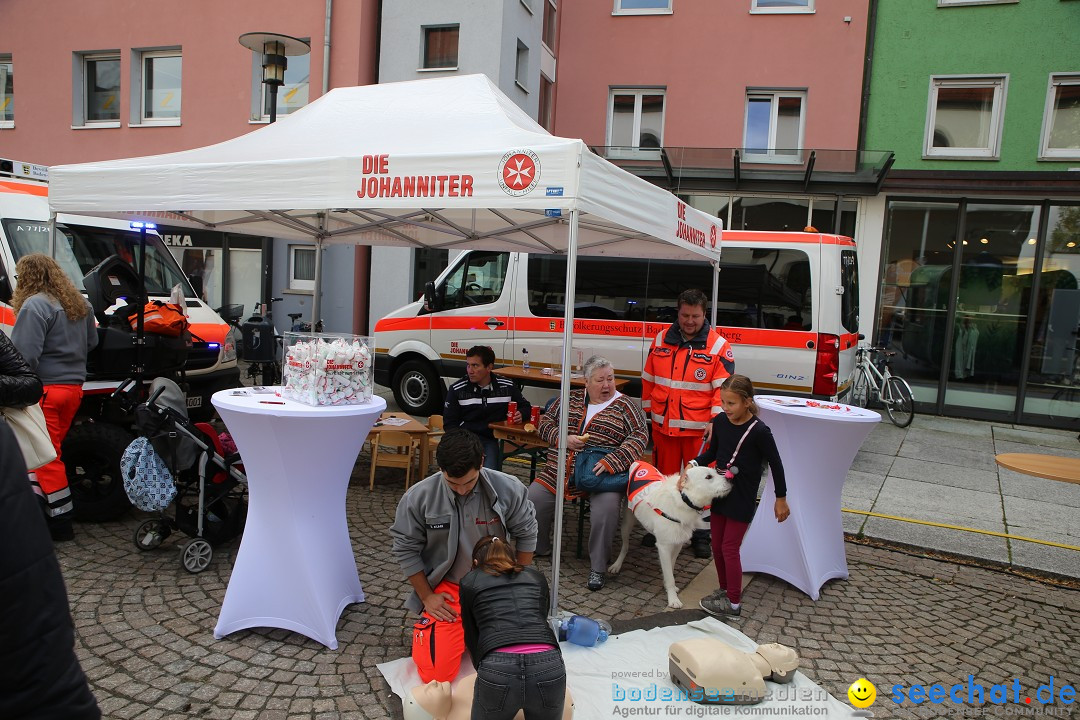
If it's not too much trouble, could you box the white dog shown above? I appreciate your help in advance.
[608,461,733,609]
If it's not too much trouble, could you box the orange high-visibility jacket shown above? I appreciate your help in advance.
[641,323,734,437]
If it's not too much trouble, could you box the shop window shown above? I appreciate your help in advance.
[607,89,665,153]
[254,49,309,121]
[76,52,121,126]
[744,91,805,163]
[614,0,673,14]
[422,25,459,70]
[289,246,316,291]
[751,0,814,13]
[136,49,181,124]
[0,56,12,127]
[924,76,1007,159]
[1040,74,1080,160]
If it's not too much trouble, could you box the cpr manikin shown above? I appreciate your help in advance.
[668,639,799,704]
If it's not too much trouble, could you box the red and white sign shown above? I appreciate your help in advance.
[498,149,541,196]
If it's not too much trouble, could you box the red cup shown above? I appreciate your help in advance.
[507,401,518,423]
[530,406,541,425]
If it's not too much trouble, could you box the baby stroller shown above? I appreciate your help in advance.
[125,377,247,573]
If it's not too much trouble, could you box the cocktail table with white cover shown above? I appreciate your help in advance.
[740,395,879,600]
[211,389,386,649]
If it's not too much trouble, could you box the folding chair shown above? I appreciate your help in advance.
[369,430,416,490]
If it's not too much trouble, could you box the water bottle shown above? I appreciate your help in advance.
[560,614,611,647]
[522,347,530,372]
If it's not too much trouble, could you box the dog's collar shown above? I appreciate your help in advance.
[681,492,709,513]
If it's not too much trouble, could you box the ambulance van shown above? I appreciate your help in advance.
[374,230,860,416]
[0,159,241,519]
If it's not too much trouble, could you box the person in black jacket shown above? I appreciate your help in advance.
[690,374,789,619]
[460,535,564,720]
[0,328,43,409]
[443,345,531,470]
[0,420,101,720]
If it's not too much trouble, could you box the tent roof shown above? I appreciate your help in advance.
[48,74,721,262]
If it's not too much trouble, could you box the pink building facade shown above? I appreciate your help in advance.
[553,0,869,157]
[0,0,379,165]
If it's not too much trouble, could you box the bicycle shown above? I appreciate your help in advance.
[846,341,915,428]
[239,298,284,387]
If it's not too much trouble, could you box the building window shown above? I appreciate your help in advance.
[613,0,673,15]
[751,0,814,13]
[607,89,665,151]
[289,246,316,291]
[255,50,309,121]
[515,41,529,91]
[924,75,1007,159]
[743,90,805,162]
[1040,73,1080,160]
[539,77,554,130]
[423,25,459,70]
[543,0,557,51]
[138,50,181,123]
[82,53,121,124]
[0,56,12,126]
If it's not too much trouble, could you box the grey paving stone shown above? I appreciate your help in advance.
[998,466,1080,509]
[872,477,1007,532]
[896,440,999,472]
[888,455,1001,493]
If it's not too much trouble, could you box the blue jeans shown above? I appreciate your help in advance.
[472,648,566,720]
[481,437,502,471]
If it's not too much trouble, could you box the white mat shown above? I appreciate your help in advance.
[378,617,861,718]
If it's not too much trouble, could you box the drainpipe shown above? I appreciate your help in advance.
[856,0,879,156]
[323,0,332,95]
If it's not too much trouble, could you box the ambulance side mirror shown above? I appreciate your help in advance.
[423,280,441,313]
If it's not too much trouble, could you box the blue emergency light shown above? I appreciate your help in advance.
[129,221,157,230]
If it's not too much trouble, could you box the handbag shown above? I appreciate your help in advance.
[574,447,631,493]
[121,436,177,512]
[0,403,57,471]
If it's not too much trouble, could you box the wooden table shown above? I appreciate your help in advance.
[371,411,433,479]
[488,420,549,483]
[995,453,1080,485]
[493,365,630,391]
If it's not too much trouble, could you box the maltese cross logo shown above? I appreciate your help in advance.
[498,149,541,196]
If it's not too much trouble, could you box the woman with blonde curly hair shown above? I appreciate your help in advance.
[11,253,98,541]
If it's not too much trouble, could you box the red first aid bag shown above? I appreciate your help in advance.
[129,301,189,337]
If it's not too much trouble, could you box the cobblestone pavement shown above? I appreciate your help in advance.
[57,451,1080,720]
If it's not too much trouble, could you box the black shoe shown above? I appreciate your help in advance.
[691,530,711,559]
[641,533,656,548]
[49,517,75,543]
[587,571,605,591]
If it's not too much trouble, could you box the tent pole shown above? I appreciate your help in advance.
[548,208,579,622]
[711,259,719,328]
[48,212,57,258]
[312,235,324,331]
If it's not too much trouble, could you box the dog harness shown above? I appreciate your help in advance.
[626,461,710,524]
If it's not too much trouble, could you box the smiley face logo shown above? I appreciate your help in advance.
[847,678,877,709]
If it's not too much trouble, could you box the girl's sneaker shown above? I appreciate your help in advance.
[699,594,741,617]
[701,588,727,603]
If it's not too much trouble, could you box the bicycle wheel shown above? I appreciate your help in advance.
[1049,387,1080,424]
[849,368,870,408]
[883,375,915,428]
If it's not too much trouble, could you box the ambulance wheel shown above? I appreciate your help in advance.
[134,519,171,551]
[181,538,213,573]
[64,422,135,522]
[392,359,443,416]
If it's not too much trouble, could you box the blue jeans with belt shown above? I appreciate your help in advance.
[472,648,565,720]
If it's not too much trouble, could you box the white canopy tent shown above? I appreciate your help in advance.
[49,74,723,613]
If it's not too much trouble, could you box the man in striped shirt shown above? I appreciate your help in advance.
[641,289,735,556]
[444,345,532,471]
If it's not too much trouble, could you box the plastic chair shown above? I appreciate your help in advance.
[369,430,415,490]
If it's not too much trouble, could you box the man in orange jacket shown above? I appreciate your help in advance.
[641,288,734,556]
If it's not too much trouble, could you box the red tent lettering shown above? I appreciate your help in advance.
[357,154,474,198]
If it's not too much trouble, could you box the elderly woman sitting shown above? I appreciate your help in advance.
[526,355,648,591]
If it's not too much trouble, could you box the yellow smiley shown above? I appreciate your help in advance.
[848,678,877,708]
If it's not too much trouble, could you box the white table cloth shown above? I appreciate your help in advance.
[740,395,879,600]
[211,389,386,649]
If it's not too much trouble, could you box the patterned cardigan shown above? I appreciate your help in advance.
[534,390,649,499]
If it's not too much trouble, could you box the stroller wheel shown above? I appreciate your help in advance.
[134,519,171,551]
[181,538,213,573]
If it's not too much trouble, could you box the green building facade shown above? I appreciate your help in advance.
[863,0,1080,428]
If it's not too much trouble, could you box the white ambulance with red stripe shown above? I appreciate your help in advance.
[1,159,241,519]
[374,230,860,416]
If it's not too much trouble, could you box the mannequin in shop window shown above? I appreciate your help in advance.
[954,314,979,380]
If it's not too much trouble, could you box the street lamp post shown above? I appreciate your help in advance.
[238,32,310,124]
